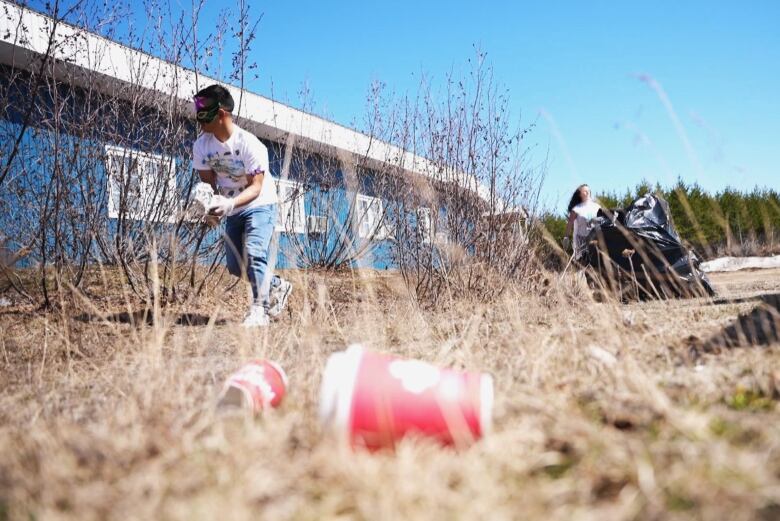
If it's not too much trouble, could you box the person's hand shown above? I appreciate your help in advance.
[207,195,235,217]
[204,213,221,228]
[562,236,571,251]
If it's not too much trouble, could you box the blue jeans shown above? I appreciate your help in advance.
[224,204,279,306]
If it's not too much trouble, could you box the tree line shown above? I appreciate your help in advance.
[541,180,780,259]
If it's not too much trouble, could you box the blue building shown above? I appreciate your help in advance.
[0,0,527,297]
[0,0,455,275]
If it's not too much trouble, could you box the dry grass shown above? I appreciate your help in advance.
[1,267,780,520]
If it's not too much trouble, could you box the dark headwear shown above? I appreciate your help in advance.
[193,85,234,122]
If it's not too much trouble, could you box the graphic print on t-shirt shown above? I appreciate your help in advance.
[203,152,247,183]
[193,125,278,213]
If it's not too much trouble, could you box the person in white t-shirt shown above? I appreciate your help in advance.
[564,184,602,255]
[192,85,292,327]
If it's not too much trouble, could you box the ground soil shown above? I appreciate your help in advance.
[0,268,778,520]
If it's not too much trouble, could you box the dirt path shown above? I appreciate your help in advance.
[709,267,780,298]
[618,268,780,352]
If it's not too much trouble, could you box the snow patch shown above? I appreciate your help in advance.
[701,256,780,273]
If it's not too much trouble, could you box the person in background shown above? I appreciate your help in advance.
[563,184,601,255]
[193,84,292,327]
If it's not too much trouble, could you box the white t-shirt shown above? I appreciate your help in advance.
[572,200,601,252]
[193,125,278,216]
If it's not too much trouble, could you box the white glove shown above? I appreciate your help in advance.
[562,236,571,251]
[207,195,236,217]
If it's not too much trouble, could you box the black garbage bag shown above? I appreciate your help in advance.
[579,193,715,299]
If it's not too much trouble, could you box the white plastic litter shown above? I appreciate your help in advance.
[587,345,617,366]
[700,256,780,273]
[190,182,215,218]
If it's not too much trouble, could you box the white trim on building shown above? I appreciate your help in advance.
[416,207,433,244]
[0,0,512,212]
[276,178,305,234]
[104,145,177,223]
[355,194,390,240]
[0,0,429,178]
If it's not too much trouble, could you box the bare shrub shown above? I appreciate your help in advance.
[381,52,546,305]
[0,0,264,306]
[269,136,397,270]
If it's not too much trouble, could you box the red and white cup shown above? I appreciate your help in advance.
[217,360,288,414]
[319,345,493,449]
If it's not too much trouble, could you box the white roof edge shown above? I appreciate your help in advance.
[0,0,510,209]
[0,0,431,174]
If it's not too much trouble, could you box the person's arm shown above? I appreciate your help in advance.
[208,170,264,217]
[193,137,214,187]
[231,169,264,208]
[208,135,270,216]
[565,210,576,238]
[232,136,270,209]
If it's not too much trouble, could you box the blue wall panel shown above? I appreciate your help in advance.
[0,66,398,271]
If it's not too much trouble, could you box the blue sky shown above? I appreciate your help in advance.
[51,0,780,212]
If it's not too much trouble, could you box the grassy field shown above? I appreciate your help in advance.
[1,267,779,520]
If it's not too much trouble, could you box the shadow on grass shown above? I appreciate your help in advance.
[74,310,225,327]
[710,293,780,306]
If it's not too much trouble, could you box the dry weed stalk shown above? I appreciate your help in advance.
[380,53,546,306]
[0,0,267,306]
[1,266,779,520]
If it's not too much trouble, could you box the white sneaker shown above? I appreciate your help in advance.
[242,304,270,327]
[267,278,293,317]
